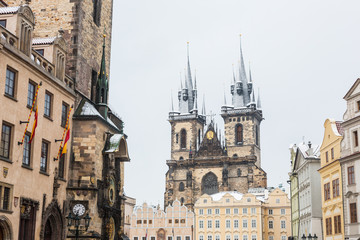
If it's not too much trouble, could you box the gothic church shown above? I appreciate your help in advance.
[164,41,267,210]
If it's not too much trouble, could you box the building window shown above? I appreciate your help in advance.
[215,208,220,215]
[281,209,285,215]
[226,208,231,214]
[199,209,203,215]
[237,168,241,176]
[331,147,334,160]
[177,237,181,240]
[40,141,49,173]
[269,237,273,240]
[281,220,285,228]
[168,219,172,224]
[179,182,185,192]
[180,129,186,149]
[226,219,230,228]
[35,49,44,56]
[324,182,331,201]
[44,92,52,118]
[251,236,256,240]
[234,219,239,228]
[93,0,102,25]
[325,151,329,162]
[350,203,357,223]
[5,68,16,97]
[150,237,155,240]
[243,235,248,240]
[58,149,65,178]
[207,236,212,240]
[22,133,31,166]
[0,123,11,159]
[281,237,286,240]
[234,236,238,240]
[185,237,190,240]
[61,103,69,127]
[27,82,36,108]
[215,236,220,240]
[251,208,256,214]
[136,220,141,224]
[207,220,212,228]
[268,209,273,215]
[207,208,212,215]
[242,219,248,228]
[255,125,259,145]
[251,219,256,228]
[199,236,203,240]
[325,217,332,235]
[268,220,273,229]
[332,178,340,198]
[19,198,38,240]
[0,182,12,211]
[0,19,6,27]
[215,220,220,228]
[354,131,359,147]
[348,166,355,184]
[225,235,230,240]
[243,208,248,214]
[276,198,280,203]
[199,220,203,229]
[236,124,243,144]
[334,215,341,234]
[234,208,238,214]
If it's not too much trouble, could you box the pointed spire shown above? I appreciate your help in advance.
[171,91,174,112]
[257,88,262,109]
[96,32,108,105]
[202,95,206,115]
[186,42,194,110]
[224,89,227,105]
[194,70,197,89]
[252,89,255,103]
[249,62,253,83]
[239,34,250,105]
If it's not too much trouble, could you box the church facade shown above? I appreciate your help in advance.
[164,42,267,210]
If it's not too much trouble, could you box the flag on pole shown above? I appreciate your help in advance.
[145,228,148,240]
[61,125,70,157]
[29,106,38,144]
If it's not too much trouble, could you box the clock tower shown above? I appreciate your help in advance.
[164,41,267,210]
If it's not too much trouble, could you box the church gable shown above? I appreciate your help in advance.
[344,78,360,100]
[196,124,224,157]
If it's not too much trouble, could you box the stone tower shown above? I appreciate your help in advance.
[164,43,267,211]
[221,38,263,168]
[6,0,113,100]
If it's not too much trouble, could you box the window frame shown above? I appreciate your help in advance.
[324,182,331,201]
[348,166,355,185]
[22,132,32,167]
[27,81,37,108]
[0,122,12,160]
[44,91,53,119]
[235,124,243,145]
[354,130,359,147]
[0,181,13,212]
[350,203,358,223]
[0,19,6,27]
[268,220,273,229]
[40,140,50,173]
[332,178,339,198]
[5,67,17,99]
[61,102,69,128]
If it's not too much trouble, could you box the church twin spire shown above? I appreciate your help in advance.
[95,34,109,106]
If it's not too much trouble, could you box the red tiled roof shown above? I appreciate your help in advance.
[335,121,344,136]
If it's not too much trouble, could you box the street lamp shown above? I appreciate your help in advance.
[301,234,318,240]
[66,212,92,240]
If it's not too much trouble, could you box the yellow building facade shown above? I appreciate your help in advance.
[319,119,344,239]
[194,189,291,240]
[262,188,291,240]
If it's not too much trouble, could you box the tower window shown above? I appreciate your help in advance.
[180,129,186,149]
[255,125,259,146]
[93,0,102,26]
[237,168,241,177]
[236,124,243,144]
[179,182,185,192]
[176,133,179,144]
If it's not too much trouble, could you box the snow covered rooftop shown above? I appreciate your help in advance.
[0,6,19,14]
[297,142,320,158]
[105,134,123,153]
[210,191,244,201]
[32,37,56,45]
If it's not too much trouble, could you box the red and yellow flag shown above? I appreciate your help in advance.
[61,125,70,157]
[29,106,38,144]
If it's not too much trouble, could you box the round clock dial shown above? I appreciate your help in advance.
[73,203,86,216]
[206,131,214,140]
[108,177,115,206]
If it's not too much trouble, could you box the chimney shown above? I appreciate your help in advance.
[307,141,313,156]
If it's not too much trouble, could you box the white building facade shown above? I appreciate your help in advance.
[340,79,360,240]
[292,142,323,239]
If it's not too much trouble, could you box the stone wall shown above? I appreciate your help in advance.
[7,0,113,99]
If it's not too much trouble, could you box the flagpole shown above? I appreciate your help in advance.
[55,105,73,160]
[18,82,41,145]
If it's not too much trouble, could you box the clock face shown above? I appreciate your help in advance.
[73,203,86,216]
[108,177,115,206]
[206,131,214,140]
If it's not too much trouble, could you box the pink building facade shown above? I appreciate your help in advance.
[130,200,195,240]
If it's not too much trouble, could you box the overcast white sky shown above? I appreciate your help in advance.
[109,0,360,206]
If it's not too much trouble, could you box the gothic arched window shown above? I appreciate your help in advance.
[236,124,243,144]
[198,129,201,147]
[180,129,186,149]
[237,168,241,177]
[179,182,185,192]
[255,125,259,146]
[180,197,185,205]
[201,172,219,195]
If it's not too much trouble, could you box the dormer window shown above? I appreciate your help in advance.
[0,19,6,27]
[19,19,33,55]
[35,49,44,56]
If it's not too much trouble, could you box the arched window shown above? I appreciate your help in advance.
[179,157,184,160]
[198,129,201,146]
[255,125,259,146]
[236,124,243,144]
[201,172,219,195]
[179,182,185,192]
[237,168,241,177]
[180,129,186,149]
[180,197,185,205]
